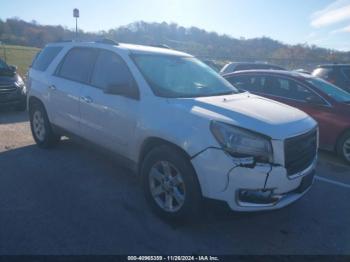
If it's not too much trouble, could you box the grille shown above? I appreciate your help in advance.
[0,84,17,94]
[284,128,317,175]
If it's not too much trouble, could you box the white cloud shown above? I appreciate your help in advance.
[331,24,350,33]
[311,0,350,28]
[306,32,317,39]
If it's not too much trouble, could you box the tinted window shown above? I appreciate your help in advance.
[32,46,62,71]
[342,68,350,80]
[91,50,135,91]
[57,48,97,83]
[263,76,324,103]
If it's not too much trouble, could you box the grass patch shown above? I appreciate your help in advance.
[0,45,40,77]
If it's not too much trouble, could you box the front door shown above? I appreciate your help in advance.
[79,49,140,156]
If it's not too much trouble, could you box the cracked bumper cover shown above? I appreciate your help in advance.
[191,147,316,211]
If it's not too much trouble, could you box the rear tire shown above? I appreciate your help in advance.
[29,102,60,148]
[336,131,350,164]
[141,145,202,223]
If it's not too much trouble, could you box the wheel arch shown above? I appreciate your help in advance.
[28,96,45,111]
[336,127,350,151]
[138,137,192,172]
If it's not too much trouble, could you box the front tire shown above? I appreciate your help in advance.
[29,102,60,148]
[141,145,202,223]
[337,131,350,164]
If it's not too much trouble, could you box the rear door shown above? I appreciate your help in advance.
[50,47,97,135]
[29,46,63,119]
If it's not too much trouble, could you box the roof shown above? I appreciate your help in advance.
[227,62,276,65]
[317,64,350,68]
[223,69,315,79]
[46,40,191,57]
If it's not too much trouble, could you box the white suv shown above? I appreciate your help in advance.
[28,40,318,221]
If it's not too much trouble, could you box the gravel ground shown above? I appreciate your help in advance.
[0,110,349,255]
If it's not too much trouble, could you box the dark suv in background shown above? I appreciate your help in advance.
[312,64,350,93]
[0,58,27,111]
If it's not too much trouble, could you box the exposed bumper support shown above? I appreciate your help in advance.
[191,147,316,211]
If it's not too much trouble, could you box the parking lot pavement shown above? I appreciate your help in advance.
[0,110,350,255]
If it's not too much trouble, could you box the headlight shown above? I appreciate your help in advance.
[210,121,273,162]
[15,75,24,87]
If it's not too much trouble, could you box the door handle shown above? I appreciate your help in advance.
[81,96,93,104]
[48,85,57,91]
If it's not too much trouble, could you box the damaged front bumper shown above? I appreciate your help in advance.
[191,147,316,211]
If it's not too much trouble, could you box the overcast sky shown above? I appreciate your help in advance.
[1,0,350,51]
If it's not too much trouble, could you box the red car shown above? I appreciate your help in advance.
[224,70,350,163]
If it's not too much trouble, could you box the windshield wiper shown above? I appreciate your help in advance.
[208,90,238,97]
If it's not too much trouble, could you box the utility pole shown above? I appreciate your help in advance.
[73,8,80,40]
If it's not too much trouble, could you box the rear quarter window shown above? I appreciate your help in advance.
[32,46,63,71]
[312,68,333,78]
[341,68,350,81]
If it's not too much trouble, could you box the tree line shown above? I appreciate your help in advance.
[1,18,350,69]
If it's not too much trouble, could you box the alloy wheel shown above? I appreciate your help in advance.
[343,138,350,162]
[32,110,46,142]
[149,161,186,212]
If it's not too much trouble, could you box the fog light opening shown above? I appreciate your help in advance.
[239,189,279,205]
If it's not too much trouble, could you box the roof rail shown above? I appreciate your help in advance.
[52,40,74,43]
[95,38,119,45]
[148,44,171,49]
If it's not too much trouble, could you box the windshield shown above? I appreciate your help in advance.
[0,59,9,70]
[307,78,350,103]
[132,54,238,98]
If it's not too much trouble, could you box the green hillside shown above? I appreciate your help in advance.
[0,45,40,76]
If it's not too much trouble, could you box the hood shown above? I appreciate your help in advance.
[172,93,317,140]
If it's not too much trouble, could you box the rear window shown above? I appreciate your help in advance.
[32,46,63,71]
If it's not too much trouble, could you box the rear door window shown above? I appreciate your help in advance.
[32,46,63,71]
[57,48,97,83]
[264,76,325,103]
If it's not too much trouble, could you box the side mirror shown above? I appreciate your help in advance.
[104,82,139,99]
[8,65,17,72]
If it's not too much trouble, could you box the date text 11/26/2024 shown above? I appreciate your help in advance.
[127,256,220,261]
